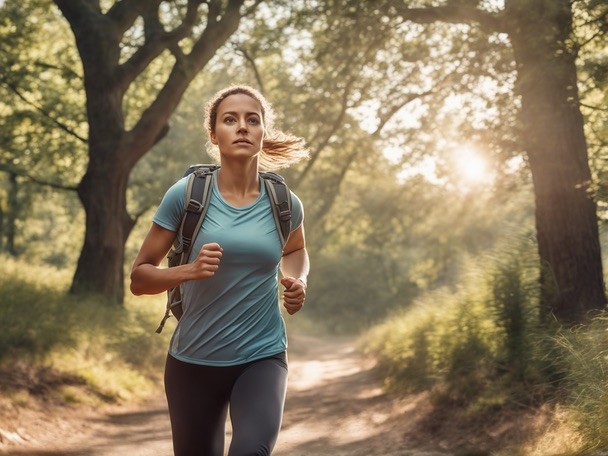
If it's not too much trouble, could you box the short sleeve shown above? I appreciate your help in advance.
[290,191,304,232]
[152,176,188,232]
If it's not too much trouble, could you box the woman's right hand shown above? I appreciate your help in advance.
[189,243,223,280]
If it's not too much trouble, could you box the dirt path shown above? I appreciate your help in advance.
[1,334,446,456]
[274,334,442,456]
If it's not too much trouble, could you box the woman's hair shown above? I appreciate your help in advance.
[204,85,309,171]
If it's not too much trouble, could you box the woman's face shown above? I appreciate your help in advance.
[210,94,265,161]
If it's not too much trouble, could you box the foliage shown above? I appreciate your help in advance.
[304,171,535,333]
[0,255,171,401]
[361,235,549,409]
[574,0,608,222]
[551,316,608,451]
[363,227,608,451]
[0,0,86,258]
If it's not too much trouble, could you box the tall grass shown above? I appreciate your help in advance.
[551,317,608,451]
[363,237,544,407]
[362,236,608,451]
[0,256,172,403]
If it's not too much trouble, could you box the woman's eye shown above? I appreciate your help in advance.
[224,117,236,123]
[248,117,260,125]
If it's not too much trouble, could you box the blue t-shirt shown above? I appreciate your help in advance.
[152,170,303,366]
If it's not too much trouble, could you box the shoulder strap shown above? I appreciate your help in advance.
[177,166,217,264]
[156,164,217,334]
[260,171,292,249]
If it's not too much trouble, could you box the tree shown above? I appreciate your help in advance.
[0,0,86,259]
[375,0,607,323]
[52,0,256,303]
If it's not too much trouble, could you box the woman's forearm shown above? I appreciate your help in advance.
[130,263,194,296]
[280,247,310,283]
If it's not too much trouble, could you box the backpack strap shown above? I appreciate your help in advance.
[177,166,216,262]
[260,172,292,249]
[155,165,217,334]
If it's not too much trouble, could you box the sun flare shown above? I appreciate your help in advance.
[455,148,492,185]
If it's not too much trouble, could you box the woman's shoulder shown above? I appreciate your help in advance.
[289,189,303,209]
[288,189,304,229]
[162,175,190,201]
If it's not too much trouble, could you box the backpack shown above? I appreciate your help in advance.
[155,164,293,333]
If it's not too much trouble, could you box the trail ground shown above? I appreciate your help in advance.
[0,333,568,455]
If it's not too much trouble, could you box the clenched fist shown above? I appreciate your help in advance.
[190,243,223,280]
[281,277,306,315]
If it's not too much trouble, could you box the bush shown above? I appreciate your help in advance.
[0,256,171,402]
[551,316,608,451]
[362,236,608,451]
[362,237,547,409]
[0,258,76,360]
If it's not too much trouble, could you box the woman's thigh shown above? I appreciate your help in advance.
[164,354,232,456]
[227,354,288,456]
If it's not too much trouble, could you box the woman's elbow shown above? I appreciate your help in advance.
[129,269,144,296]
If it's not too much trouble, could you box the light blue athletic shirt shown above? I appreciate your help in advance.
[152,169,303,366]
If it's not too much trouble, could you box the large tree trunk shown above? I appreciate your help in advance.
[68,22,133,303]
[54,0,246,304]
[71,162,135,303]
[507,0,606,322]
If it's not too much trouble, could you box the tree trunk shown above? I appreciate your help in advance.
[507,0,606,322]
[6,172,18,256]
[71,162,135,303]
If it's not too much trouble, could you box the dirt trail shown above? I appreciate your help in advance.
[1,333,445,456]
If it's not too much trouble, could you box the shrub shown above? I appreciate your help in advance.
[362,236,546,409]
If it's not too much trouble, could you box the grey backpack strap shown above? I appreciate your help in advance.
[261,172,292,249]
[179,169,214,261]
[156,165,216,334]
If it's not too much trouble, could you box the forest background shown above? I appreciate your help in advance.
[1,0,607,454]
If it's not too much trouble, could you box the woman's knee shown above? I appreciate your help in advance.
[228,438,271,456]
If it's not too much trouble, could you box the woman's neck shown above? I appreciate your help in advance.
[217,159,260,205]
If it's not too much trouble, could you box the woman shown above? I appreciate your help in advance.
[130,85,310,456]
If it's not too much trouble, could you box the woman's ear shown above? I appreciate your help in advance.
[210,132,217,145]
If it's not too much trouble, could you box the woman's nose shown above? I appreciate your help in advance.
[237,118,248,132]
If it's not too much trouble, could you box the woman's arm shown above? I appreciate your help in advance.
[280,225,309,314]
[130,223,223,296]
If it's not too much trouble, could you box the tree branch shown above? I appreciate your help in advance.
[106,0,147,35]
[0,164,79,191]
[34,61,84,81]
[292,77,355,190]
[0,79,88,144]
[578,28,606,49]
[125,0,246,167]
[116,0,201,91]
[580,102,608,112]
[235,44,266,94]
[392,5,505,33]
[242,0,264,16]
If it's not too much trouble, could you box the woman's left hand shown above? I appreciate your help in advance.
[280,277,306,315]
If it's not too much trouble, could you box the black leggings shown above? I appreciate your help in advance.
[164,352,288,456]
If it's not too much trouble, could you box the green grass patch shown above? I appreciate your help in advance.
[362,239,545,409]
[550,317,608,452]
[0,255,172,405]
[361,237,608,452]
